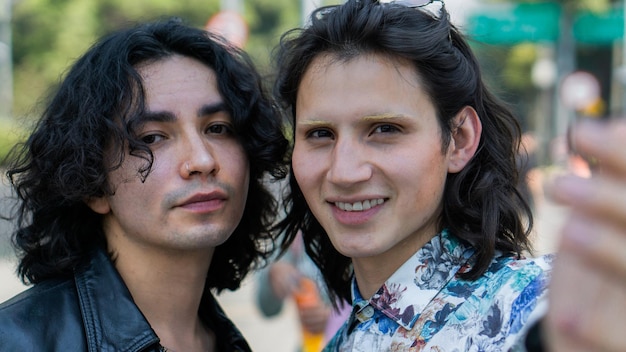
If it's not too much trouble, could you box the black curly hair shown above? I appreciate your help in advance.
[273,0,533,304]
[5,18,289,292]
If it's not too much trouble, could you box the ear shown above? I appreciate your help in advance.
[447,106,482,173]
[86,196,111,215]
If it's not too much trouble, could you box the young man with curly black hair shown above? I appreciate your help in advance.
[0,19,288,352]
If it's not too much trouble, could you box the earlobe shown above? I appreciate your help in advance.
[86,196,111,215]
[448,106,482,173]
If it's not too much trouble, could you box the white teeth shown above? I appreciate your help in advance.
[335,198,384,212]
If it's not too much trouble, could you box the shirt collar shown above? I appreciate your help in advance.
[350,229,475,330]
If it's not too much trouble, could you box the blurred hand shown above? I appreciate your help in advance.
[545,118,626,352]
[268,262,301,299]
[298,301,331,334]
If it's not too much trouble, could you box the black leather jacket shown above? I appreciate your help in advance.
[0,248,251,352]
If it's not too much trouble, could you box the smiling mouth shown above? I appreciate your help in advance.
[334,198,385,212]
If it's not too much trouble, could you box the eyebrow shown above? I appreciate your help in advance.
[198,102,228,118]
[297,113,409,126]
[362,113,410,121]
[138,102,228,123]
[297,119,328,126]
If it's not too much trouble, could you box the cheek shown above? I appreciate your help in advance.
[291,147,316,193]
[239,163,250,201]
[231,148,250,188]
[394,152,448,200]
[107,160,150,196]
[226,148,250,206]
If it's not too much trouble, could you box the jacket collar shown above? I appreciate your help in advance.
[74,247,252,352]
[74,248,159,352]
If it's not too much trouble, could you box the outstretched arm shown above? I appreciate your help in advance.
[545,118,626,352]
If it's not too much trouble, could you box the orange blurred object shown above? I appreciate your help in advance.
[293,277,325,352]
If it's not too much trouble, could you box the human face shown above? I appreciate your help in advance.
[293,54,454,277]
[89,55,249,255]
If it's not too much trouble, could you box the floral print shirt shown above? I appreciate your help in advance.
[323,230,553,352]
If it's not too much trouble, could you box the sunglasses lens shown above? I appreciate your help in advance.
[315,7,335,20]
[386,0,432,6]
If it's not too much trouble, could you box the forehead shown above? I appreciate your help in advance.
[296,53,433,118]
[135,55,222,110]
[303,52,420,83]
[297,52,427,106]
[136,55,217,90]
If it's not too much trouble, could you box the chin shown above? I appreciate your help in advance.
[181,229,232,248]
[334,243,381,259]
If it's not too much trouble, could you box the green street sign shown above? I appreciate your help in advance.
[466,2,561,45]
[574,7,624,44]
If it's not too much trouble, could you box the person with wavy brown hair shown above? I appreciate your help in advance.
[273,0,551,350]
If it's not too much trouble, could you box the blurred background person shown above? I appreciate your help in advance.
[257,231,351,352]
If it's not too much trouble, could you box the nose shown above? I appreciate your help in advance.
[327,137,372,186]
[180,135,219,178]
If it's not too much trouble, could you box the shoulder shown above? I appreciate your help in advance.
[456,254,551,320]
[480,254,553,345]
[498,253,554,272]
[0,279,84,350]
[480,253,553,301]
[0,278,76,313]
[453,253,553,295]
[425,254,553,350]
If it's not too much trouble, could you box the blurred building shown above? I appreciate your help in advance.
[463,0,625,165]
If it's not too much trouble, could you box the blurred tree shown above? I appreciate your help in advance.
[470,0,613,131]
[10,0,334,117]
[244,0,299,75]
[12,0,610,119]
[245,0,342,75]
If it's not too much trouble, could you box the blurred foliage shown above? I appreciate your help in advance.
[10,0,341,118]
[12,0,218,117]
[7,0,614,123]
[245,0,299,73]
[472,42,539,127]
[0,117,26,166]
[471,0,613,129]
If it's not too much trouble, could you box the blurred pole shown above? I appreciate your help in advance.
[553,2,576,144]
[0,0,12,118]
[623,0,626,114]
[531,46,557,165]
[221,0,243,13]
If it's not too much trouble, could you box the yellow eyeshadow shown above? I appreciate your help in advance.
[298,114,408,125]
[362,113,408,121]
[297,119,328,126]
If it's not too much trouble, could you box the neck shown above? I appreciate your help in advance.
[352,230,438,299]
[352,258,395,299]
[111,245,215,352]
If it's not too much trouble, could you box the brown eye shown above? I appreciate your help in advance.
[206,123,234,135]
[308,129,334,139]
[141,133,165,144]
[373,124,400,134]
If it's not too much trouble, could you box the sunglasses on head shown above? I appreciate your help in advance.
[378,0,444,7]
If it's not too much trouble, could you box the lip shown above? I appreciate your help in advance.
[177,191,228,213]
